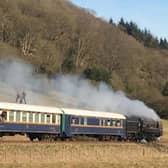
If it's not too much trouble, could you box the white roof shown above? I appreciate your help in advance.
[0,102,126,119]
[0,102,62,114]
[62,108,126,119]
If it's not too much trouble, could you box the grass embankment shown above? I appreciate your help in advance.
[0,142,168,168]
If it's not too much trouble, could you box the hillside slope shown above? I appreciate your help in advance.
[0,0,168,116]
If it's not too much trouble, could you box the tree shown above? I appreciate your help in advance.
[159,38,165,49]
[117,17,168,49]
[21,32,36,57]
[62,47,75,72]
[109,18,113,24]
[73,32,92,71]
[162,82,168,96]
[83,66,111,83]
[118,17,125,26]
[163,38,168,49]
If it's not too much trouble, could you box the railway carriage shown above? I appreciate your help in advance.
[61,108,126,140]
[0,102,162,142]
[0,102,62,141]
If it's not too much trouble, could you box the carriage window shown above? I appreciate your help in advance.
[80,118,84,125]
[84,118,87,125]
[41,113,45,123]
[103,119,106,126]
[116,120,121,127]
[16,112,20,122]
[1,111,7,121]
[112,120,116,126]
[107,120,111,126]
[52,114,56,124]
[22,112,27,122]
[99,119,102,126]
[35,113,40,123]
[79,118,81,125]
[46,114,50,123]
[72,118,76,124]
[156,121,159,128]
[9,111,14,121]
[29,113,33,122]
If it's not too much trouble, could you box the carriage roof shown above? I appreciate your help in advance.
[0,102,126,119]
[62,108,126,119]
[0,102,62,114]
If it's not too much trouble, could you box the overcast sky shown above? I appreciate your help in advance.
[70,0,168,39]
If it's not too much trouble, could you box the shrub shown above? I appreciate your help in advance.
[62,48,75,72]
[83,66,111,83]
[162,82,168,96]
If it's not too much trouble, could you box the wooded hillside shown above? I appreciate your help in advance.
[0,0,168,117]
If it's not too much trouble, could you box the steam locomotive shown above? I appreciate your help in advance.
[0,102,162,142]
[126,116,162,141]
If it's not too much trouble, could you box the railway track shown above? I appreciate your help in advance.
[0,139,137,145]
[0,136,166,146]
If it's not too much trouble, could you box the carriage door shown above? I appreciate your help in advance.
[61,110,71,137]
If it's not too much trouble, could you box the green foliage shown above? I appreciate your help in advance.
[109,18,114,25]
[158,109,168,119]
[125,84,134,94]
[148,102,168,119]
[83,66,111,83]
[162,82,168,96]
[118,18,168,49]
[159,38,168,49]
[62,48,75,72]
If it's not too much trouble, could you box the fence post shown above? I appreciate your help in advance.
[142,148,145,156]
[29,148,32,164]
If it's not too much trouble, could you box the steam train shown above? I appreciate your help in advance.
[0,102,162,142]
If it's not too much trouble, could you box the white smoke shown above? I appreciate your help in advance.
[53,75,160,120]
[0,57,160,120]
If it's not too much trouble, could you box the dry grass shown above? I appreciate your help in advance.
[0,142,168,168]
[0,120,167,168]
[162,120,168,139]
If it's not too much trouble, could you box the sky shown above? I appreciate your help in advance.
[70,0,168,39]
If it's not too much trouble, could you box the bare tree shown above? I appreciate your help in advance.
[74,32,94,71]
[0,14,11,42]
[21,32,36,57]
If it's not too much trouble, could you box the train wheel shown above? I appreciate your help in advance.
[29,136,34,142]
[38,137,42,141]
